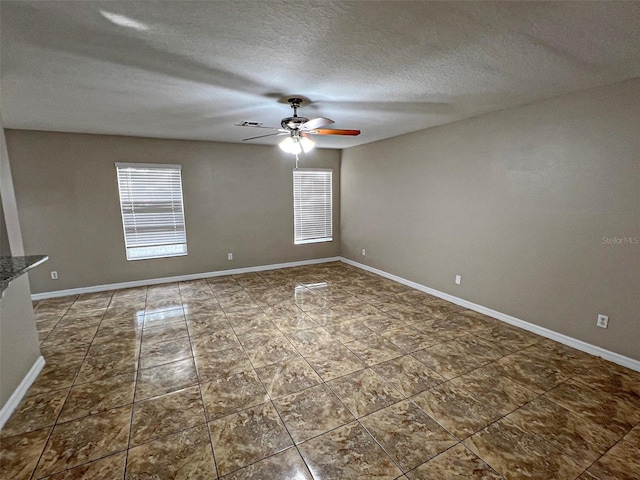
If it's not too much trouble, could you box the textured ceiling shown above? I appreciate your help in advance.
[1,1,639,149]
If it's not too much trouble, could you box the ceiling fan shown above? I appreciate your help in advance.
[235,98,360,155]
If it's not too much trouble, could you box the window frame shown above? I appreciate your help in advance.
[115,162,188,261]
[293,168,333,245]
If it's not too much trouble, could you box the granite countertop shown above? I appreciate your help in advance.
[0,255,49,291]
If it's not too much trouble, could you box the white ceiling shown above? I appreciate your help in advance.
[1,1,639,149]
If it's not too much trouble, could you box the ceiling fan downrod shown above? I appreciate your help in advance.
[288,98,303,117]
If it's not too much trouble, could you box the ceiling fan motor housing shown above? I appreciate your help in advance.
[281,116,309,130]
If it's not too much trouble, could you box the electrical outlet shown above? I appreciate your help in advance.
[361,249,366,256]
[596,314,608,329]
[455,275,461,285]
[227,253,233,261]
[50,271,58,280]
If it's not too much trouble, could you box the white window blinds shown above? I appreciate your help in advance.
[115,163,187,260]
[293,169,333,245]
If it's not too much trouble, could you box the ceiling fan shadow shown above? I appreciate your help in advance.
[308,100,455,116]
[3,3,275,98]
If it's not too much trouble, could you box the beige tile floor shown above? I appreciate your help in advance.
[1,262,639,479]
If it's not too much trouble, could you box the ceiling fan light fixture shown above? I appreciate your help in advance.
[299,136,315,153]
[279,136,302,155]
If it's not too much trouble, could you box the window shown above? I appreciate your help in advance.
[293,168,333,244]
[115,163,187,260]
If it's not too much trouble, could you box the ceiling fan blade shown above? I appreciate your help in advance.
[310,128,361,136]
[234,123,286,132]
[301,117,334,130]
[242,132,287,141]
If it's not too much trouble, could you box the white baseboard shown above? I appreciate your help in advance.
[30,254,638,372]
[340,257,640,372]
[31,257,341,300]
[0,355,46,431]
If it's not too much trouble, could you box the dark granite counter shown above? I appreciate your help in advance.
[0,255,49,292]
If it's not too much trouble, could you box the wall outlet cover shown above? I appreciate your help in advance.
[597,314,608,329]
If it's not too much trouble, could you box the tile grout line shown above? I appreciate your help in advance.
[122,286,148,480]
[180,280,222,479]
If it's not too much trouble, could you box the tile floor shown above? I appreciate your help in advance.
[1,262,639,479]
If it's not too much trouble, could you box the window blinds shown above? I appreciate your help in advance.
[115,163,187,260]
[293,169,333,245]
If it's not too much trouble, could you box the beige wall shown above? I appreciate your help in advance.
[341,79,640,360]
[6,131,341,293]
[0,121,41,408]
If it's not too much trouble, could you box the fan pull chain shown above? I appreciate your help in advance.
[295,154,300,169]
